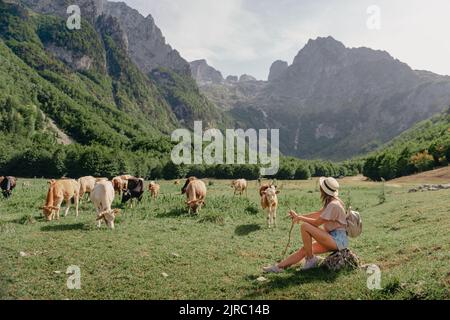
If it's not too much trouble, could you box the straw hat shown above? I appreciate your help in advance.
[319,177,339,197]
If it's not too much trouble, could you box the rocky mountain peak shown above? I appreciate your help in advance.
[190,59,224,85]
[268,60,288,82]
[239,74,257,82]
[293,36,347,66]
[103,1,190,75]
[20,0,191,75]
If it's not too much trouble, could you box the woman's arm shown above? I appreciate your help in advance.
[303,210,323,219]
[288,210,325,227]
[296,215,326,227]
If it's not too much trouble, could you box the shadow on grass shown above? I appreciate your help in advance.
[243,267,340,298]
[244,205,259,215]
[40,223,87,232]
[235,224,261,236]
[156,207,189,219]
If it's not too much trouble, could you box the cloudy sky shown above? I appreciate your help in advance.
[118,0,450,80]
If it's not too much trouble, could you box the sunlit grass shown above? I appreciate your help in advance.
[0,178,448,300]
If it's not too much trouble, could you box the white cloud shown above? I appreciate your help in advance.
[119,0,450,80]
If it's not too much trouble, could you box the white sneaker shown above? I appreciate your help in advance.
[262,264,284,273]
[303,256,320,270]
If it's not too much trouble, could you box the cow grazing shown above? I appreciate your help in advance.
[260,185,280,228]
[231,179,248,196]
[148,181,160,199]
[181,177,198,194]
[185,179,207,214]
[0,176,16,198]
[77,176,97,202]
[122,178,144,207]
[90,181,119,229]
[174,180,180,186]
[41,179,80,221]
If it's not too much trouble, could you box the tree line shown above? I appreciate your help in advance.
[363,111,450,181]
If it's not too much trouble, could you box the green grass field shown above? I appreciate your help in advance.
[0,178,449,300]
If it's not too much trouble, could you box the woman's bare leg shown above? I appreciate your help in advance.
[277,242,330,269]
[302,223,338,255]
[277,223,338,269]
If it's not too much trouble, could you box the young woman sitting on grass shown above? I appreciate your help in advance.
[263,177,349,273]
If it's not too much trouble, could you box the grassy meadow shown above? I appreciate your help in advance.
[0,177,449,300]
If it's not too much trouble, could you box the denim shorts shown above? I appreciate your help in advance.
[330,229,349,251]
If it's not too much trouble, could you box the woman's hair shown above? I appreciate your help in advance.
[320,186,337,208]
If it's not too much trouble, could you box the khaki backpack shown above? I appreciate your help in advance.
[346,207,363,238]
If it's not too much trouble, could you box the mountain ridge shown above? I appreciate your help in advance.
[194,36,450,160]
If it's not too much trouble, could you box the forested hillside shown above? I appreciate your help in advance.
[363,108,450,181]
[0,1,230,178]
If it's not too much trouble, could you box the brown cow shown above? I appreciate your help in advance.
[77,176,97,202]
[41,179,80,221]
[184,179,207,214]
[231,179,248,196]
[148,181,160,199]
[260,185,280,228]
[181,177,197,194]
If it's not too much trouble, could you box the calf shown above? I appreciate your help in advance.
[261,185,279,228]
[185,179,207,214]
[122,178,144,207]
[41,179,80,221]
[0,176,16,198]
[231,179,248,196]
[90,181,119,229]
[148,181,160,199]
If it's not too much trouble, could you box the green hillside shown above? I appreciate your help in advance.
[0,1,235,178]
[363,108,450,181]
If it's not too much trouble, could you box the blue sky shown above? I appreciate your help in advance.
[118,0,450,80]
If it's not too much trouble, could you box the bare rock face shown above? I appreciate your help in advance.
[46,44,94,71]
[268,60,288,82]
[226,75,238,83]
[95,14,129,52]
[190,59,224,85]
[20,0,191,75]
[103,1,190,75]
[239,74,257,82]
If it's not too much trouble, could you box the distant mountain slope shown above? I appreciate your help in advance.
[195,37,450,160]
[0,0,230,146]
[378,108,450,153]
[21,0,191,75]
[362,109,450,181]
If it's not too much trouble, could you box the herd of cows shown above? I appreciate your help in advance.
[0,175,281,229]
